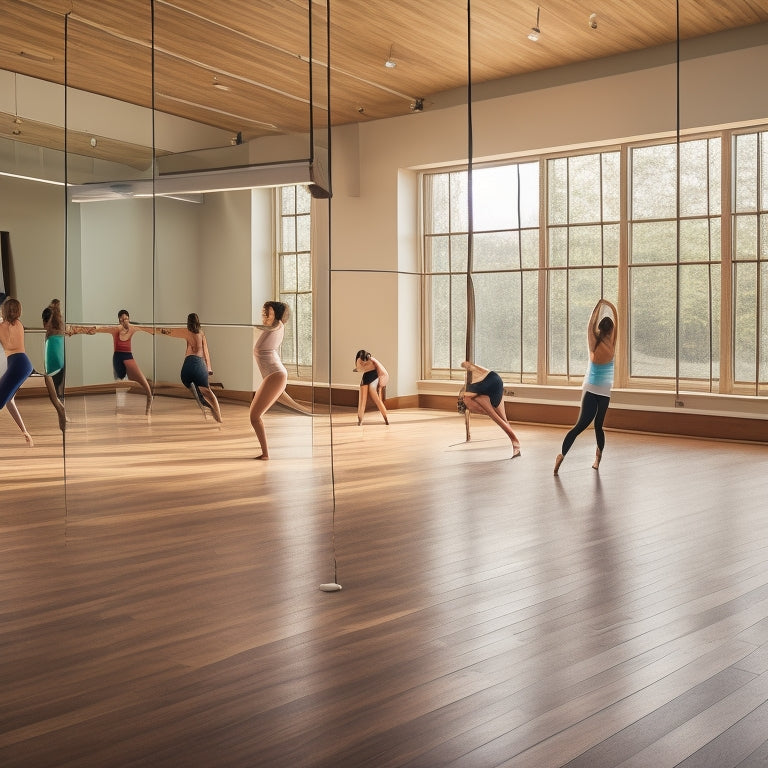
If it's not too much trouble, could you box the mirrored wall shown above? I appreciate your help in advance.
[0,1,330,523]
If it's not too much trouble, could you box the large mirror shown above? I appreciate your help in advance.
[1,2,331,531]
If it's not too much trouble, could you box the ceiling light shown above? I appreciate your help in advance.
[589,13,597,30]
[212,77,230,92]
[384,44,396,69]
[527,6,541,42]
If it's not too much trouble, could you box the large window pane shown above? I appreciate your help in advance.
[631,221,678,264]
[630,266,677,378]
[733,262,757,382]
[679,264,720,380]
[424,162,539,377]
[473,272,520,371]
[632,144,677,219]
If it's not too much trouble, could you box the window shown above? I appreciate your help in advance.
[547,151,620,382]
[629,138,721,388]
[276,184,312,378]
[733,130,768,393]
[422,126,766,398]
[424,162,540,379]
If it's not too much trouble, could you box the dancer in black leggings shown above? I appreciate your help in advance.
[554,298,617,474]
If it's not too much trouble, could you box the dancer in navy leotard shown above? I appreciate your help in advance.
[150,313,222,423]
[354,349,389,425]
[0,297,34,445]
[460,360,521,457]
[554,298,618,474]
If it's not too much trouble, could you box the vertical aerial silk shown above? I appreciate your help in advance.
[463,0,475,442]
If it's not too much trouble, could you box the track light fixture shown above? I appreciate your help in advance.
[384,43,396,68]
[527,6,541,42]
[589,13,597,30]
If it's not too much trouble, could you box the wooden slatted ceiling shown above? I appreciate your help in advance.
[0,0,767,166]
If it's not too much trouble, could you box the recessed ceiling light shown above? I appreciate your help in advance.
[213,77,230,92]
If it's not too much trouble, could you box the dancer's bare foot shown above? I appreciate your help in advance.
[592,449,602,470]
[254,454,269,461]
[554,453,564,474]
[23,432,34,448]
[512,444,521,459]
[145,395,153,415]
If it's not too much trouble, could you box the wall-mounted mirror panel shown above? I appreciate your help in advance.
[0,5,67,529]
[0,1,330,528]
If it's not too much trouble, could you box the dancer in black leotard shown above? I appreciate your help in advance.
[354,349,389,425]
[460,360,521,458]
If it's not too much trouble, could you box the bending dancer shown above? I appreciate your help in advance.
[0,297,34,446]
[554,298,618,474]
[41,299,66,431]
[354,349,389,425]
[460,360,521,458]
[154,313,222,423]
[250,300,289,460]
[69,309,154,414]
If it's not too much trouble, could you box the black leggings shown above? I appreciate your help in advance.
[561,391,610,456]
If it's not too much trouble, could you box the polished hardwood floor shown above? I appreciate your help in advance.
[1,393,767,767]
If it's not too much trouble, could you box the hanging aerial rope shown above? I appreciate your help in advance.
[463,0,475,442]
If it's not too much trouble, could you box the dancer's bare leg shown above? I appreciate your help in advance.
[199,385,222,423]
[554,453,564,474]
[368,382,388,425]
[125,360,153,413]
[44,375,66,431]
[465,395,520,456]
[6,397,33,446]
[249,371,287,459]
[357,385,368,425]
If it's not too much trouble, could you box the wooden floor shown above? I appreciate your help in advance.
[1,393,767,768]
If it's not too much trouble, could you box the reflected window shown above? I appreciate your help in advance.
[276,184,312,379]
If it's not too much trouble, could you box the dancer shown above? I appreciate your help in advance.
[153,313,222,423]
[41,299,66,431]
[554,298,618,474]
[0,297,34,445]
[460,360,521,458]
[250,300,289,460]
[69,309,154,414]
[354,349,389,425]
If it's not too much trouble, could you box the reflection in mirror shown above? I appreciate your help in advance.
[58,1,331,532]
[0,7,67,528]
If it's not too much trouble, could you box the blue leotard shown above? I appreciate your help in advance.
[0,352,33,409]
